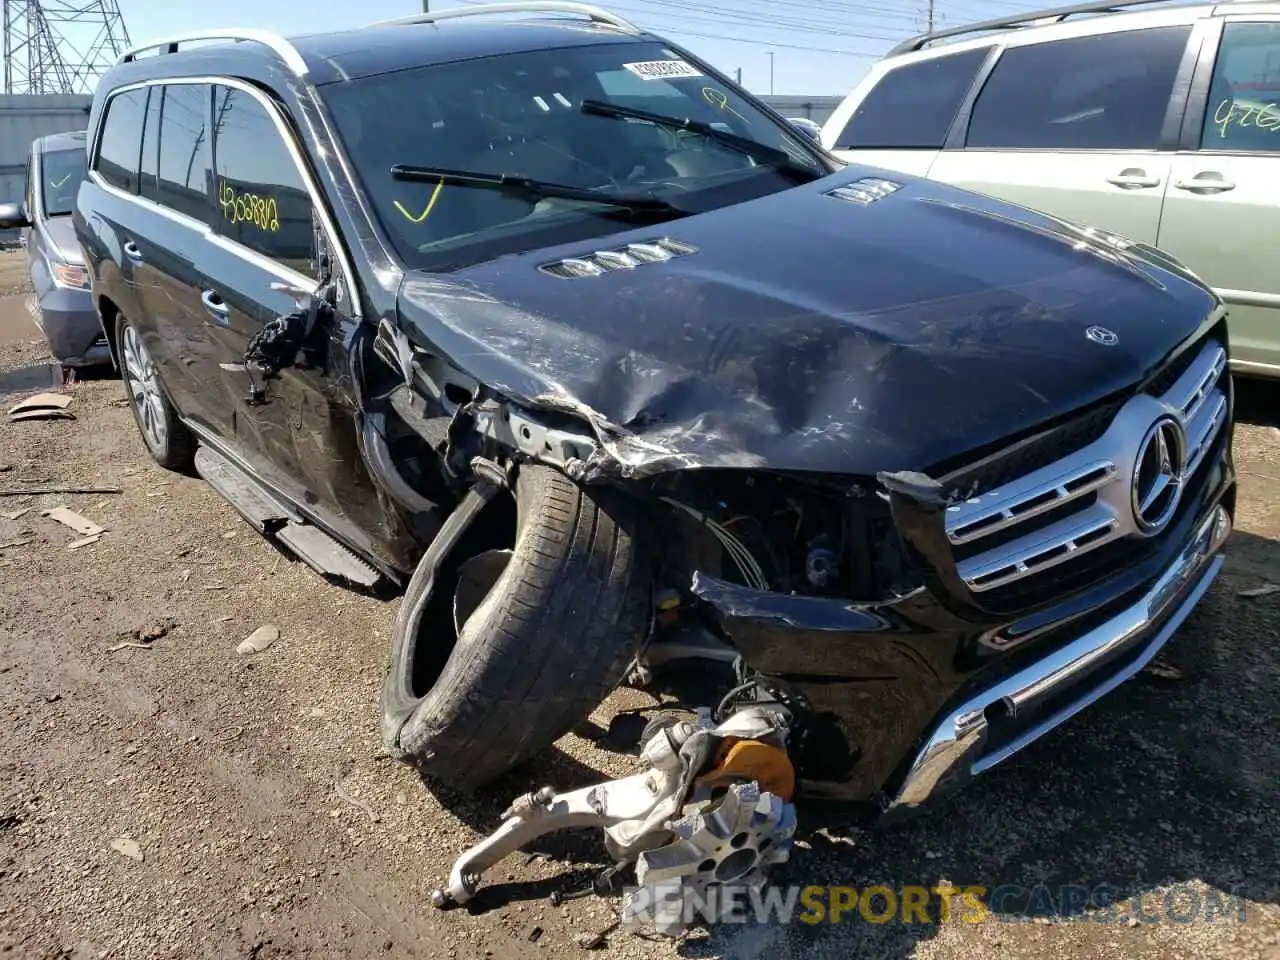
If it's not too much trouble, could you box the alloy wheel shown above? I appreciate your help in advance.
[121,324,168,452]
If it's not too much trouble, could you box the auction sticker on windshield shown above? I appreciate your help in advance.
[623,59,703,80]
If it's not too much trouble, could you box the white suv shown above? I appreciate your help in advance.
[821,0,1280,379]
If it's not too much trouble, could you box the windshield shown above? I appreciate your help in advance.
[40,146,86,218]
[321,41,827,270]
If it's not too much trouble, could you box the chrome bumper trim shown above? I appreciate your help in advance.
[887,503,1232,813]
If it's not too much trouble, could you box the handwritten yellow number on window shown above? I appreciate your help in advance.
[1213,97,1280,138]
[394,178,445,224]
[219,179,281,234]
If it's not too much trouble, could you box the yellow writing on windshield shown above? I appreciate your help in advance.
[394,178,445,224]
[219,179,280,233]
[702,86,746,123]
[1212,97,1280,138]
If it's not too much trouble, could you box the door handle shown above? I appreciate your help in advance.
[122,240,143,260]
[1106,170,1161,189]
[1174,172,1235,194]
[201,289,229,320]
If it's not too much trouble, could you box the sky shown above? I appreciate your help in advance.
[94,0,1056,97]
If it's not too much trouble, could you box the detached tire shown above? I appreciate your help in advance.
[381,464,651,790]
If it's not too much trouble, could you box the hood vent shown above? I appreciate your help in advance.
[825,177,903,205]
[539,237,697,279]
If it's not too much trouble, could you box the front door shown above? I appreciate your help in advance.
[1156,18,1280,377]
[199,82,382,555]
[926,24,1198,244]
[133,81,236,440]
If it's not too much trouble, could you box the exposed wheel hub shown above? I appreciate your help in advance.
[429,703,798,937]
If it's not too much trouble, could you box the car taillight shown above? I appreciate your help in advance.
[53,262,89,289]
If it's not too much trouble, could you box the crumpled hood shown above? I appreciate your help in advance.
[397,165,1219,479]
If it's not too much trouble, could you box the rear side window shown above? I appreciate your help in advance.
[211,85,316,278]
[966,27,1193,150]
[157,84,212,223]
[833,48,989,149]
[1201,21,1280,152]
[95,88,148,193]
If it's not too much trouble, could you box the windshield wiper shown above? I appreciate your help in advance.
[389,164,686,215]
[579,99,821,180]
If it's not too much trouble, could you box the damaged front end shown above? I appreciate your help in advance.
[366,283,1234,815]
[332,156,1242,937]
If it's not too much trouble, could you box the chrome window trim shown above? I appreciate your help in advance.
[30,142,45,223]
[87,75,362,318]
[945,339,1228,593]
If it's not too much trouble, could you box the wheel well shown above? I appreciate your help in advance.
[97,295,122,369]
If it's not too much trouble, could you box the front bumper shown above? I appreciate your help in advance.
[693,439,1234,810]
[885,500,1230,816]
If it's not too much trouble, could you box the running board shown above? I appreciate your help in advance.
[195,446,295,531]
[276,522,380,588]
[194,444,381,589]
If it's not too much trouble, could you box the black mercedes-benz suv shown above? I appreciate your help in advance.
[74,4,1234,820]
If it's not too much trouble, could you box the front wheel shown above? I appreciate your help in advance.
[381,464,652,790]
[117,315,195,472]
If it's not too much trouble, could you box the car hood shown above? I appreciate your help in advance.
[396,165,1219,481]
[39,214,84,264]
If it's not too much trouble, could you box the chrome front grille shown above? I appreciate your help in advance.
[945,340,1228,593]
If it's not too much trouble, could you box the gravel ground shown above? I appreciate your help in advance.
[0,249,1277,959]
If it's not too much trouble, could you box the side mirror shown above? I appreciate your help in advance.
[0,201,31,231]
[787,117,822,141]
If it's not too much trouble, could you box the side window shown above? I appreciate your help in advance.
[94,88,148,193]
[212,85,315,278]
[833,48,989,149]
[966,27,1193,150]
[1201,22,1280,152]
[140,89,161,203]
[157,84,212,222]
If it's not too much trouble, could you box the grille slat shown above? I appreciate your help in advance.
[944,338,1228,596]
[948,459,1116,545]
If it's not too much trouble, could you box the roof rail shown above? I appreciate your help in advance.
[116,28,310,78]
[887,0,1193,56]
[370,2,640,33]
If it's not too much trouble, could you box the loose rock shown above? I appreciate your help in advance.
[237,625,280,656]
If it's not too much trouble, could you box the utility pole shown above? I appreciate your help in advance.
[925,0,936,32]
[422,0,429,10]
[735,66,741,85]
[768,51,774,95]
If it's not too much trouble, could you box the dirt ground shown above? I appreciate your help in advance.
[0,248,1278,960]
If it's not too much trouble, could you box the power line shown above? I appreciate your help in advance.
[615,0,910,42]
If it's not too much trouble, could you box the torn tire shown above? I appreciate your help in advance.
[381,463,651,790]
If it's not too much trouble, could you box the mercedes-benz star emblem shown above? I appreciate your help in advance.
[1132,416,1187,534]
[1086,325,1119,346]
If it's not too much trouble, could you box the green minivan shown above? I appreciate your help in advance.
[822,0,1280,379]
